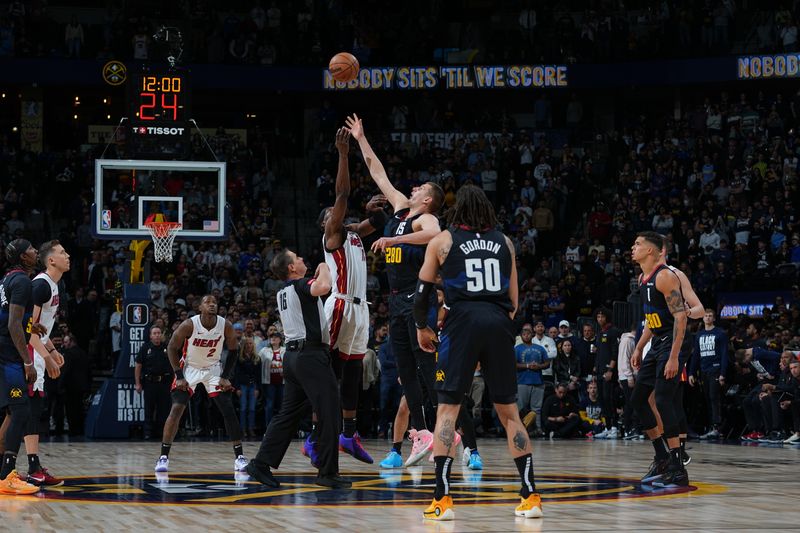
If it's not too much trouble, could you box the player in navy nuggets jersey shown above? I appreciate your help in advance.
[413,185,541,522]
[346,114,445,466]
[629,232,690,488]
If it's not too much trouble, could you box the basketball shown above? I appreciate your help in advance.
[329,52,359,82]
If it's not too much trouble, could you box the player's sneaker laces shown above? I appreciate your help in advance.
[339,432,374,464]
[234,455,249,471]
[641,456,668,483]
[301,435,321,468]
[379,450,404,469]
[405,429,434,466]
[27,468,63,487]
[0,470,40,495]
[154,455,169,472]
[514,493,543,518]
[423,495,455,520]
[467,451,483,470]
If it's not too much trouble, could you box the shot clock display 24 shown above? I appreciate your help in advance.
[132,71,189,123]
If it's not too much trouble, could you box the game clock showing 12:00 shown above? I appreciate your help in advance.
[130,70,189,123]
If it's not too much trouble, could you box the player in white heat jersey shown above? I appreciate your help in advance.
[154,295,248,474]
[0,240,69,486]
[311,128,388,465]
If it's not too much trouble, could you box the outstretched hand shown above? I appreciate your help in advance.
[371,237,396,253]
[344,114,364,140]
[335,127,351,154]
[365,194,387,212]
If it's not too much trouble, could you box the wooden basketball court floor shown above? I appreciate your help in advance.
[1,438,798,532]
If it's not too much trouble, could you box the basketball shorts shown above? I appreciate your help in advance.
[637,334,687,388]
[434,303,517,404]
[172,362,223,397]
[325,295,369,359]
[0,360,29,409]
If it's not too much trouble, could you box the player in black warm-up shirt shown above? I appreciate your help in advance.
[413,185,542,521]
[0,239,41,495]
[629,232,690,488]
[346,113,445,467]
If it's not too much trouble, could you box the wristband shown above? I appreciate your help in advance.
[174,368,184,380]
[24,362,33,367]
[47,347,56,353]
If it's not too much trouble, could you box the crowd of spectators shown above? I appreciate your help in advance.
[3,1,800,65]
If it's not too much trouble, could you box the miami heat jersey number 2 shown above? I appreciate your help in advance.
[183,315,225,368]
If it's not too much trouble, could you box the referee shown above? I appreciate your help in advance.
[246,249,350,489]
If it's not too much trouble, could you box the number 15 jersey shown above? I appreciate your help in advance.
[183,314,226,368]
[441,226,513,312]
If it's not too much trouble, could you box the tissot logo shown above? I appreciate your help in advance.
[132,126,186,136]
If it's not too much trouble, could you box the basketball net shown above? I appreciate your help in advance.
[144,221,181,262]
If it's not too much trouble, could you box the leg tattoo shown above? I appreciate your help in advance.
[439,419,456,455]
[513,430,528,452]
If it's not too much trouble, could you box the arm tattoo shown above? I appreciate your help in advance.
[438,419,456,454]
[513,430,528,452]
[437,245,450,260]
[665,289,685,315]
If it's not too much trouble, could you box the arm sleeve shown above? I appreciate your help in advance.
[221,349,238,380]
[31,278,52,307]
[368,210,388,232]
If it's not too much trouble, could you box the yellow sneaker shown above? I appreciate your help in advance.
[514,493,543,518]
[423,495,455,521]
[0,470,40,495]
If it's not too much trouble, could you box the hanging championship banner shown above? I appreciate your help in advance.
[20,90,43,153]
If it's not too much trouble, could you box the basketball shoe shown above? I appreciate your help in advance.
[641,456,669,483]
[379,450,403,469]
[155,455,169,472]
[0,470,40,495]
[467,451,483,471]
[301,435,321,468]
[339,432,374,464]
[423,495,454,520]
[234,455,249,471]
[405,429,434,466]
[27,468,63,487]
[514,493,543,518]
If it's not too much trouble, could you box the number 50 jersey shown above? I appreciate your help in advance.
[441,227,513,312]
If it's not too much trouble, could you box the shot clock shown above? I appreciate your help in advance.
[128,66,191,158]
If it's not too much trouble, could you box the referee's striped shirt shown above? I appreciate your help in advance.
[277,278,330,344]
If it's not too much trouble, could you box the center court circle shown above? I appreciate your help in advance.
[33,471,726,507]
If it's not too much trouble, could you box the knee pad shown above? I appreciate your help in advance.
[437,390,462,405]
[213,393,243,441]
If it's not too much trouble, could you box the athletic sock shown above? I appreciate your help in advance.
[1,452,17,480]
[234,443,244,458]
[471,448,480,455]
[28,454,40,473]
[343,417,357,438]
[310,424,319,442]
[679,437,687,455]
[433,456,453,500]
[651,435,669,460]
[392,441,403,454]
[160,443,171,457]
[514,454,536,497]
[669,447,682,467]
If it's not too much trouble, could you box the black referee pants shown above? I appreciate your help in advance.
[253,345,341,476]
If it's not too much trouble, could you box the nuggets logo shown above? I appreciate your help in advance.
[9,388,23,399]
[435,370,445,382]
[32,472,725,507]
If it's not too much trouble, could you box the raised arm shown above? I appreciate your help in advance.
[324,128,352,250]
[345,114,409,210]
[310,263,332,297]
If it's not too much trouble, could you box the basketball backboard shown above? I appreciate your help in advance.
[93,159,227,240]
